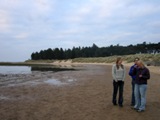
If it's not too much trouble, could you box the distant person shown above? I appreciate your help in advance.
[131,60,150,112]
[112,57,126,107]
[129,57,140,106]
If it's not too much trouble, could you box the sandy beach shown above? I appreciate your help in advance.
[0,62,160,120]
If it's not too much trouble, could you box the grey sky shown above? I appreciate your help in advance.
[0,0,160,61]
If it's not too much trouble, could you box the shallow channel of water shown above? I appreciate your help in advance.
[0,66,75,74]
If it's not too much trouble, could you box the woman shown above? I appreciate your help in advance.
[112,57,126,107]
[131,60,150,112]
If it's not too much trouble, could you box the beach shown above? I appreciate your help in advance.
[0,63,160,120]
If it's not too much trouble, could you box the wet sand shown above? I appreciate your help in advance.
[0,64,160,120]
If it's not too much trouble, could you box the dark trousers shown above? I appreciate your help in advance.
[131,80,135,105]
[112,80,124,105]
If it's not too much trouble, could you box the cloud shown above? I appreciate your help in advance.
[140,33,160,41]
[59,40,82,49]
[90,0,123,18]
[0,0,20,9]
[33,0,53,14]
[0,10,10,32]
[14,32,29,39]
[147,21,160,29]
[66,3,92,23]
[121,2,160,18]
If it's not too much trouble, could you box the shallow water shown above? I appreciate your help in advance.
[0,66,31,74]
[0,65,75,74]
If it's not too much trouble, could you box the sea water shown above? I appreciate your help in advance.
[0,66,31,74]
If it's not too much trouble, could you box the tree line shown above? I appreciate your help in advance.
[31,42,160,60]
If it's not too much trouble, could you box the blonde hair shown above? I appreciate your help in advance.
[137,60,145,67]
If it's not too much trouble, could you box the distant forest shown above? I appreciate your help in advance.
[31,42,160,60]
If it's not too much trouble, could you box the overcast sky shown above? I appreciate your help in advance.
[0,0,160,62]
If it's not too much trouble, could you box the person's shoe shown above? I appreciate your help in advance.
[113,103,117,106]
[119,104,123,107]
[131,106,139,110]
[130,103,135,106]
[137,109,144,112]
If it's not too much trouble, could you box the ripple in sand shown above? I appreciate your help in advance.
[44,79,67,86]
[44,78,76,86]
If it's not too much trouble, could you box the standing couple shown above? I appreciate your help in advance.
[112,57,150,112]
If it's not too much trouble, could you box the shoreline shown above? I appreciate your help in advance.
[0,60,159,75]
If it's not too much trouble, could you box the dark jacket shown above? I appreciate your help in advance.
[129,64,136,80]
[131,66,150,85]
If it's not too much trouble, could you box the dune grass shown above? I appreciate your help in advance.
[72,54,160,66]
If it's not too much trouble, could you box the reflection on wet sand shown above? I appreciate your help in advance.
[31,66,75,72]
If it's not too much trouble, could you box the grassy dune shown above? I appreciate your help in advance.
[72,54,160,66]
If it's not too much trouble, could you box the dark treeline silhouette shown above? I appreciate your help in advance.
[31,42,160,60]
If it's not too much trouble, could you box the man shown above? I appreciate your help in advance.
[129,57,140,106]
